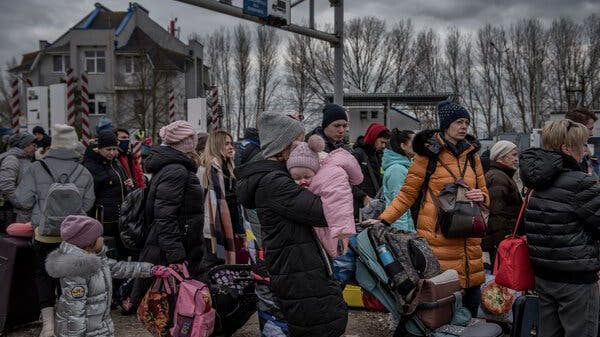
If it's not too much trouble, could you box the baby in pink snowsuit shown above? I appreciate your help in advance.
[287,135,363,257]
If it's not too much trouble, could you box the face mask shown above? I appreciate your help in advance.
[118,139,130,153]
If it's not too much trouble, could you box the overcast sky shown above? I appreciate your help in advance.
[1,0,599,68]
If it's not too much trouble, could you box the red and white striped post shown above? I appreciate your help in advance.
[132,138,142,166]
[210,86,219,132]
[168,89,176,123]
[80,72,90,146]
[66,68,76,126]
[10,78,20,134]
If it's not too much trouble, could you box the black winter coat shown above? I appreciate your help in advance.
[482,162,522,265]
[352,143,383,217]
[520,148,600,284]
[82,150,127,233]
[141,146,205,275]
[236,158,348,337]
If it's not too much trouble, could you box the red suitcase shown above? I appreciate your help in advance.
[0,235,40,332]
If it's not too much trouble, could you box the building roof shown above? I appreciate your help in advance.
[87,11,128,29]
[44,42,70,53]
[324,92,454,106]
[10,51,39,73]
[117,27,187,71]
[390,107,420,123]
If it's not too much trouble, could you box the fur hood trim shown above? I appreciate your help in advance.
[45,243,102,278]
[413,129,481,157]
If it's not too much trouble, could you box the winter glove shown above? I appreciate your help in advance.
[150,265,172,278]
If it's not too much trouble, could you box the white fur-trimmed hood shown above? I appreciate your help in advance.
[45,242,102,278]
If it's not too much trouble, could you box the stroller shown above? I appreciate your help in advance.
[350,224,502,337]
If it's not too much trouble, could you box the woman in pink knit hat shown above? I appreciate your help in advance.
[129,121,206,309]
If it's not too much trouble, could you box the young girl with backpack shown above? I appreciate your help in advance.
[45,215,172,337]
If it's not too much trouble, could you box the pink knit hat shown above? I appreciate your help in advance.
[159,121,198,153]
[60,215,103,249]
[287,135,325,173]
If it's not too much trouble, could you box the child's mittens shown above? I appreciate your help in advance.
[150,265,172,278]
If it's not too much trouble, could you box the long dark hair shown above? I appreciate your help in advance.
[389,129,415,156]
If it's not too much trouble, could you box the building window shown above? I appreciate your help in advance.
[85,50,106,73]
[360,111,368,120]
[371,111,379,119]
[124,56,138,74]
[52,55,70,73]
[89,94,107,115]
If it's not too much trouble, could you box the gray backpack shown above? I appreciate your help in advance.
[38,160,85,236]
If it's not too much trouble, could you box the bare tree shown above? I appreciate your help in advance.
[547,17,584,111]
[233,24,252,138]
[343,17,393,93]
[285,34,318,120]
[411,29,442,126]
[254,26,280,122]
[584,15,600,108]
[205,28,234,133]
[389,19,415,92]
[115,52,175,141]
[505,18,548,131]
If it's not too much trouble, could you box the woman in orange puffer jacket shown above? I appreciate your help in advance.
[378,101,489,316]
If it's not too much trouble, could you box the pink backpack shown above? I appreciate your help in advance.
[169,266,216,337]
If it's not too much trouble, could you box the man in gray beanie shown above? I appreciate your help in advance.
[16,124,95,337]
[258,112,305,159]
[0,132,36,229]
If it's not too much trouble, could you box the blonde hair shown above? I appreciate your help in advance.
[542,119,588,152]
[201,131,235,185]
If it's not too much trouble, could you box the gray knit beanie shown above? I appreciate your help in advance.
[258,112,305,159]
[8,132,35,149]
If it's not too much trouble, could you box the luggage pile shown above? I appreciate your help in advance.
[344,223,504,337]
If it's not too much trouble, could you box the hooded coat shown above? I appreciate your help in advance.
[482,161,522,264]
[139,146,205,273]
[520,148,600,284]
[379,130,489,289]
[310,148,363,257]
[381,148,415,232]
[46,242,152,337]
[0,147,33,222]
[236,158,348,337]
[83,150,128,232]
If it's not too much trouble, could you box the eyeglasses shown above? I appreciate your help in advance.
[567,121,575,132]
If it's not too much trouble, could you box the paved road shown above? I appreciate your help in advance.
[3,310,394,337]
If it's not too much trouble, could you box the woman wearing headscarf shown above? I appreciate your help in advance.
[482,140,521,267]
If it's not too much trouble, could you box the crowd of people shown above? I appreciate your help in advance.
[0,102,599,337]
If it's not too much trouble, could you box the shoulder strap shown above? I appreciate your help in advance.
[39,160,57,182]
[512,191,531,237]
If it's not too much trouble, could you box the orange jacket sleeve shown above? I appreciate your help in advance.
[379,154,428,223]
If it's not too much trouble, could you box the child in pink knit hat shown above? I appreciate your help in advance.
[287,135,363,257]
[45,215,172,337]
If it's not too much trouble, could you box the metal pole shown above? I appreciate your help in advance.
[333,0,344,106]
[309,0,314,29]
[173,0,339,44]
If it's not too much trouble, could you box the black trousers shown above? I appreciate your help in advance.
[33,240,62,309]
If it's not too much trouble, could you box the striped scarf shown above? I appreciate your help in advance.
[205,161,236,264]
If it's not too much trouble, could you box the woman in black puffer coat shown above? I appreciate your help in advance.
[236,112,347,337]
[83,131,130,238]
[520,119,600,337]
[130,121,204,309]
